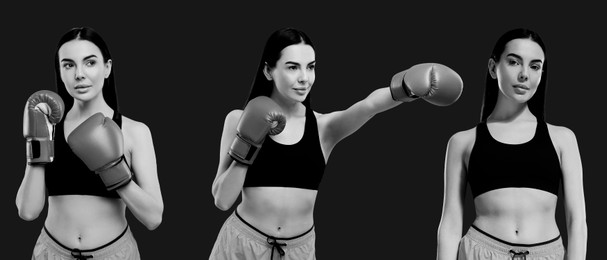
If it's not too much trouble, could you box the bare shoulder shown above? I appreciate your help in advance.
[448,126,477,150]
[224,109,244,129]
[546,123,578,146]
[312,110,330,131]
[313,110,324,120]
[121,115,152,140]
[312,109,331,126]
[120,115,154,159]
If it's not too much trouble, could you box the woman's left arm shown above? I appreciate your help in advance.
[322,63,462,147]
[321,87,400,147]
[556,126,587,260]
[117,121,164,230]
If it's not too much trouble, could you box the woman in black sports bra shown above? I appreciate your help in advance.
[16,27,163,259]
[436,28,587,259]
[210,27,463,259]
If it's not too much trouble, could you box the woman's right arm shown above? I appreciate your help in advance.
[212,110,248,211]
[436,130,470,260]
[16,164,47,221]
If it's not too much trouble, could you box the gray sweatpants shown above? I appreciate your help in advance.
[210,211,316,260]
[31,226,140,260]
[458,225,564,260]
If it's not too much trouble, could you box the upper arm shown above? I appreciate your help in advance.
[321,101,372,147]
[440,130,472,224]
[321,88,398,147]
[214,110,242,181]
[550,125,585,220]
[124,119,163,205]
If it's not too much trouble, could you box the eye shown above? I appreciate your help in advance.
[85,60,97,67]
[530,64,542,71]
[287,66,298,71]
[507,59,520,66]
[62,63,74,69]
[308,64,315,70]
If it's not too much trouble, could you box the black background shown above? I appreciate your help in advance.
[1,2,604,259]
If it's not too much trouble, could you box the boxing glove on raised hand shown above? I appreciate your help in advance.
[67,113,132,191]
[390,63,463,106]
[229,96,286,165]
[23,90,65,165]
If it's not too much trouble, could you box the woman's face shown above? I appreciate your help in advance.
[58,39,111,102]
[491,38,544,104]
[267,43,316,103]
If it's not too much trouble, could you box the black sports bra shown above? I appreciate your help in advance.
[467,121,562,198]
[45,112,124,198]
[243,107,326,190]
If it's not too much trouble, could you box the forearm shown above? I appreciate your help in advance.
[117,181,163,230]
[212,161,247,211]
[565,219,587,260]
[437,222,462,260]
[364,87,402,115]
[16,164,46,221]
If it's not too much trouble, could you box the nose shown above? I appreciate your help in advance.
[75,66,85,81]
[518,67,528,82]
[298,70,309,84]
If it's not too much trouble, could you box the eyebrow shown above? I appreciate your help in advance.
[60,54,98,63]
[285,61,316,65]
[506,53,543,64]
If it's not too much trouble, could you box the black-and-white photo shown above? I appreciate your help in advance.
[2,2,603,259]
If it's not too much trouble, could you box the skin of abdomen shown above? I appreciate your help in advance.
[472,187,560,243]
[238,187,317,237]
[46,196,127,249]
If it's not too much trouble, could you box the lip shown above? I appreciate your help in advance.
[513,84,529,90]
[293,87,309,95]
[74,84,92,94]
[75,84,92,89]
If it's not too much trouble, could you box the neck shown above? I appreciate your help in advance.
[488,95,535,123]
[269,93,306,118]
[70,95,113,119]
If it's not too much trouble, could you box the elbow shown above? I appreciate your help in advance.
[145,216,162,231]
[212,187,234,211]
[568,218,588,235]
[214,197,233,211]
[16,199,42,221]
[144,202,164,231]
[17,207,40,221]
[144,210,163,231]
[566,212,587,228]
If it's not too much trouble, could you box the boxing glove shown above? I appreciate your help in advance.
[67,113,132,191]
[23,90,65,165]
[229,96,286,165]
[390,63,463,106]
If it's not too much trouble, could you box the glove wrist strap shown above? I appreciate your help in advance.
[96,156,133,191]
[26,139,54,165]
[228,133,262,166]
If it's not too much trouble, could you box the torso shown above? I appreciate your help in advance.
[463,120,562,243]
[237,107,329,238]
[44,110,135,249]
[45,196,127,249]
[238,187,317,237]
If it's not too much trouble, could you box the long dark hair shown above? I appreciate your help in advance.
[245,27,315,108]
[54,27,119,112]
[480,28,548,122]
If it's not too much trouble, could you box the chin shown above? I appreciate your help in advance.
[513,95,533,104]
[295,96,308,103]
[73,93,98,103]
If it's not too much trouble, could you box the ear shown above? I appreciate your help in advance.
[263,62,273,81]
[104,59,113,79]
[488,58,497,79]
